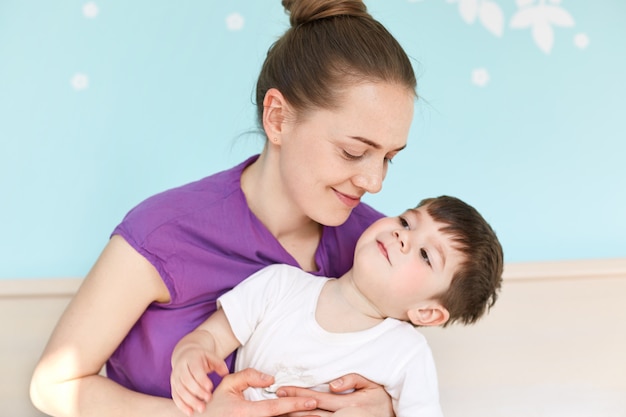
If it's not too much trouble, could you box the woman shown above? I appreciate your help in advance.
[30,0,417,415]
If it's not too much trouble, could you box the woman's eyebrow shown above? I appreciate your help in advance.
[349,135,407,153]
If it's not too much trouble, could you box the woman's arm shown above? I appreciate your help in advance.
[29,235,318,417]
[29,235,178,416]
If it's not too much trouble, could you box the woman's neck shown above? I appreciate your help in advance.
[241,152,322,271]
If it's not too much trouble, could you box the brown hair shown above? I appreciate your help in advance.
[255,0,417,125]
[417,196,504,327]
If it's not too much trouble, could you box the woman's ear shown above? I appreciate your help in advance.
[262,88,288,143]
[407,304,450,327]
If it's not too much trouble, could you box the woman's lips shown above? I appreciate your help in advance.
[334,189,361,208]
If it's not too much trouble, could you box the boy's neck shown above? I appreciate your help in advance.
[314,273,385,333]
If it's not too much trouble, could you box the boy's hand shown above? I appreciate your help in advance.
[276,373,394,417]
[170,344,230,415]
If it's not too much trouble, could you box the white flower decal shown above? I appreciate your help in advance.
[471,68,490,87]
[71,73,89,91]
[573,32,590,49]
[226,13,245,31]
[82,2,99,19]
[434,0,580,55]
[448,0,505,37]
[510,0,575,54]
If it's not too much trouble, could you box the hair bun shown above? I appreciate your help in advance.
[281,0,369,27]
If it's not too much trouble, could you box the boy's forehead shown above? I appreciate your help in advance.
[404,206,444,230]
[406,206,457,241]
[405,206,427,218]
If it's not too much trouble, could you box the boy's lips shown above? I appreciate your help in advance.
[333,189,361,208]
[377,241,390,263]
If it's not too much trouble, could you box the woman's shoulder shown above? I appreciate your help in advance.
[137,156,254,210]
[113,156,257,241]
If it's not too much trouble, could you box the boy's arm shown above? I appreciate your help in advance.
[170,308,241,416]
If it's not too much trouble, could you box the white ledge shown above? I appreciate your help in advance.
[0,277,82,297]
[2,258,625,296]
[503,258,626,281]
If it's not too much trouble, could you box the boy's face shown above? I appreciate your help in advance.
[352,205,463,325]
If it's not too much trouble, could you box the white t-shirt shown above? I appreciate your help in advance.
[218,264,444,417]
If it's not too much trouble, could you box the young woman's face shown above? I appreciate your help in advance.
[276,82,414,226]
[351,206,463,322]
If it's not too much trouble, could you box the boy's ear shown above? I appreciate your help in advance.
[262,88,288,142]
[408,304,450,327]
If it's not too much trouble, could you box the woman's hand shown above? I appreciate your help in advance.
[199,368,319,417]
[275,373,394,417]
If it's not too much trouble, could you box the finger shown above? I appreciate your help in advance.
[171,359,211,401]
[276,387,343,411]
[250,397,318,417]
[217,369,319,416]
[188,365,214,396]
[277,386,380,414]
[181,363,212,401]
[324,376,393,417]
[171,388,198,417]
[281,412,327,417]
[327,373,374,392]
[276,386,336,398]
[220,367,275,391]
[171,372,209,413]
[172,382,207,415]
[211,358,230,378]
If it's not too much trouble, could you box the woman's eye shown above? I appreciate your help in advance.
[420,249,431,266]
[399,216,410,229]
[342,150,364,160]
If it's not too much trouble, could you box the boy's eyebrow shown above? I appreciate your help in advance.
[437,242,447,270]
[349,136,407,152]
[411,208,447,270]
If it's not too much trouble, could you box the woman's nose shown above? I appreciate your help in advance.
[352,162,385,194]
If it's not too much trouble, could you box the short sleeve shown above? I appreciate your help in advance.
[217,264,296,346]
[390,342,444,417]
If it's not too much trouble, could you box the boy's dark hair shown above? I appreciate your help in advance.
[418,196,504,327]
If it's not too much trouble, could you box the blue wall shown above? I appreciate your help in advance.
[1,0,625,278]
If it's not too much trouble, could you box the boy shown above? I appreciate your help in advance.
[170,196,503,417]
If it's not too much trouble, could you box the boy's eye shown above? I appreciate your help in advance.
[399,216,410,229]
[420,249,431,266]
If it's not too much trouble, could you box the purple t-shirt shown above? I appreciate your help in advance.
[108,155,384,398]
